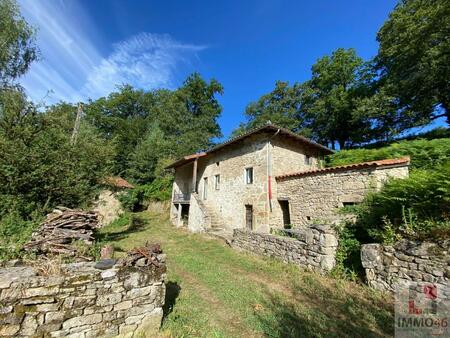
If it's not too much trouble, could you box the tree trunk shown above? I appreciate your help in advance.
[338,139,346,150]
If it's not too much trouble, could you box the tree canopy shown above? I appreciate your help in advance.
[376,0,450,125]
[0,0,38,86]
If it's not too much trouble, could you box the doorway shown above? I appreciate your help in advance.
[279,200,291,228]
[181,204,190,226]
[245,204,253,230]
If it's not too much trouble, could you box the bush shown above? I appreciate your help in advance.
[119,176,173,211]
[327,138,450,170]
[331,223,362,281]
[0,211,39,260]
[350,163,450,242]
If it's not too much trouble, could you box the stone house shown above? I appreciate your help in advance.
[166,123,410,236]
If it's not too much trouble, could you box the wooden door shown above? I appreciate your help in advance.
[245,205,253,230]
[279,200,291,228]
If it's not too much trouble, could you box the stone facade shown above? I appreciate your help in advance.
[169,129,326,233]
[231,224,338,273]
[0,259,166,337]
[361,240,450,293]
[276,163,409,226]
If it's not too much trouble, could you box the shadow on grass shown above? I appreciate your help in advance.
[255,276,394,338]
[96,215,148,243]
[163,281,181,319]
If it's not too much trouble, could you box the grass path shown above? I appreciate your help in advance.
[98,211,394,338]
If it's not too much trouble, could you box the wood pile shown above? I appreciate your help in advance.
[122,243,163,268]
[24,207,100,259]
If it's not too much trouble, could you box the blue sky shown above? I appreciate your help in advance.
[19,0,439,139]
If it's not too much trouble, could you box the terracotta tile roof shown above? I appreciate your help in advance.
[276,157,410,180]
[103,176,135,189]
[165,123,333,169]
[164,152,207,169]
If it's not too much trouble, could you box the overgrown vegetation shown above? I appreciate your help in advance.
[118,177,173,212]
[97,210,394,337]
[327,137,450,169]
[330,136,450,278]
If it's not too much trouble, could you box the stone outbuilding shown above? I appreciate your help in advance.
[166,123,410,237]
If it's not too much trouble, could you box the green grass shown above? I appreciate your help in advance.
[98,211,394,338]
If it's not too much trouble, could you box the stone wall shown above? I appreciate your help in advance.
[361,240,449,293]
[0,259,166,337]
[195,133,270,232]
[276,164,409,226]
[187,193,208,232]
[231,225,338,272]
[93,190,125,226]
[268,137,319,228]
[171,132,321,233]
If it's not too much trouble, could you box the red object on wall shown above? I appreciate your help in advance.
[268,175,272,200]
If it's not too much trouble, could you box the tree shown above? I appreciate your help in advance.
[234,81,308,137]
[85,85,152,175]
[126,123,171,183]
[86,73,223,183]
[0,92,116,219]
[376,0,450,125]
[301,48,374,149]
[0,0,38,86]
[153,73,223,156]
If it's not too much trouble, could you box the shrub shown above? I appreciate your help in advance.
[332,223,362,281]
[119,176,173,211]
[327,138,450,170]
[0,211,39,260]
[350,163,450,242]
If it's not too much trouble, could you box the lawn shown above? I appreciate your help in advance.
[98,211,394,338]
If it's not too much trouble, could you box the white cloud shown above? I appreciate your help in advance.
[82,33,206,99]
[18,0,205,104]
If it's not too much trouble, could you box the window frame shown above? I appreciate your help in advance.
[245,167,254,185]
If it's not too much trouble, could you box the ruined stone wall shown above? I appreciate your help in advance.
[231,225,338,272]
[0,259,166,337]
[361,240,449,293]
[276,164,409,227]
[93,190,125,226]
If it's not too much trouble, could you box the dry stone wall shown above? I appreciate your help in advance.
[232,225,338,272]
[0,258,166,337]
[361,240,449,293]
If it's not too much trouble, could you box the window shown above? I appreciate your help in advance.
[203,177,208,200]
[305,155,311,165]
[214,174,220,190]
[245,167,253,184]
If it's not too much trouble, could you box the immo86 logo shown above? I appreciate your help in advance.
[395,283,449,337]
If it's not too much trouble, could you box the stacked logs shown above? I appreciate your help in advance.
[122,243,163,268]
[24,207,100,259]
